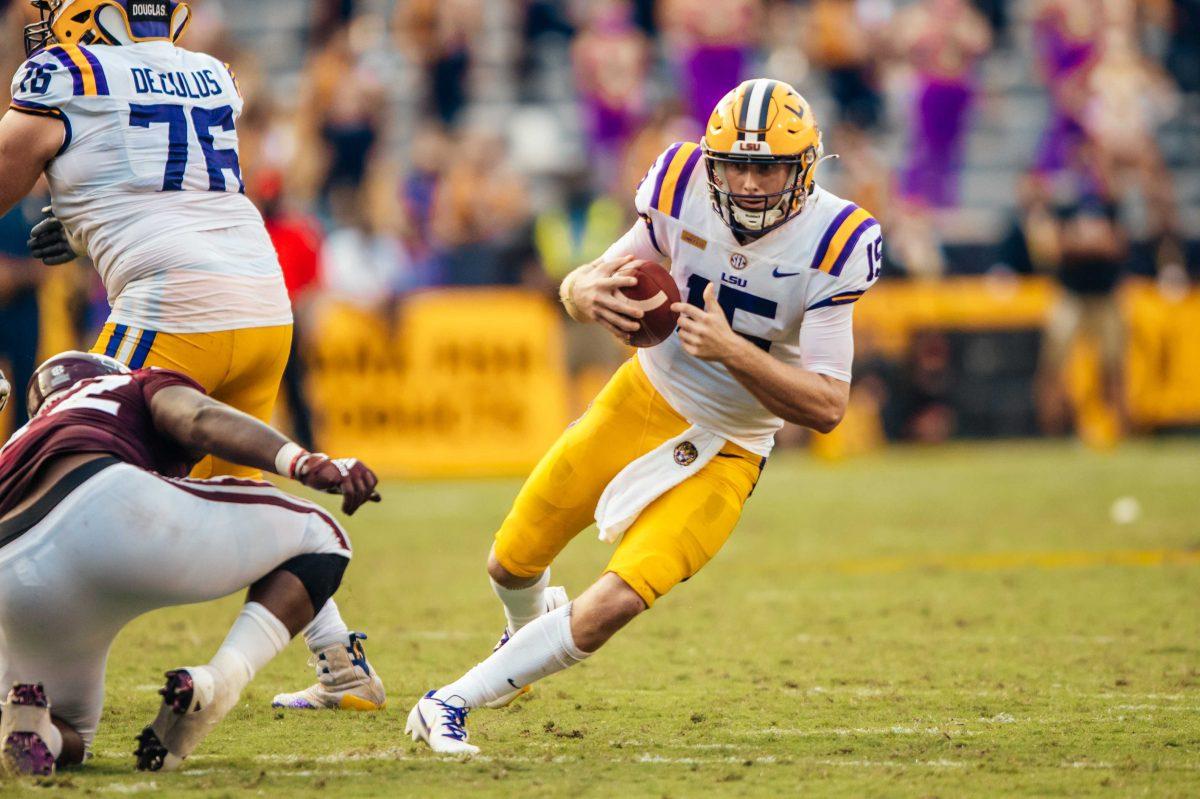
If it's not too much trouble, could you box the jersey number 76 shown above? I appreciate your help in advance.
[128,103,244,193]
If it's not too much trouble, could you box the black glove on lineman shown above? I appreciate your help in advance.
[294,452,381,515]
[27,206,79,266]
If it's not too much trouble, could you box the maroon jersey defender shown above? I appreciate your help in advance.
[0,368,203,519]
[0,352,382,777]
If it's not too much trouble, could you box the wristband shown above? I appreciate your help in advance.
[274,442,308,478]
[559,268,585,322]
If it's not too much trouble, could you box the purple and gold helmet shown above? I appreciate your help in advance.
[27,351,130,417]
[0,368,10,414]
[25,0,191,57]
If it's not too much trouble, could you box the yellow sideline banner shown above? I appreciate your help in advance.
[853,276,1200,429]
[305,289,570,478]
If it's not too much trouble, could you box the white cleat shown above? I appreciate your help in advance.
[0,683,57,777]
[134,666,237,772]
[271,632,385,711]
[405,691,480,756]
[484,585,569,709]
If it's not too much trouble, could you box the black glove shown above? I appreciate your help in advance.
[27,206,79,265]
[294,452,381,515]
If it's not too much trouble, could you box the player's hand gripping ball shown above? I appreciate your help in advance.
[619,260,682,347]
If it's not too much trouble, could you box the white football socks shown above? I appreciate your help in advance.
[209,602,291,695]
[303,598,352,652]
[435,603,591,709]
[491,570,550,633]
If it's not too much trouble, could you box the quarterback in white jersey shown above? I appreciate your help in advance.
[0,1,385,718]
[407,78,882,755]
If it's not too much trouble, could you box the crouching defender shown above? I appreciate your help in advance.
[0,354,379,775]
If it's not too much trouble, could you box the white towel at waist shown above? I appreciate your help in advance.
[594,425,726,544]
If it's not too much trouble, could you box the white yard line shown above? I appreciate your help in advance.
[752,726,978,737]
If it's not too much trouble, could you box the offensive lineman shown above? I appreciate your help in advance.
[0,353,379,775]
[1,0,383,713]
[408,79,883,753]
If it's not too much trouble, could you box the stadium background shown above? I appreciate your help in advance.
[2,0,1199,475]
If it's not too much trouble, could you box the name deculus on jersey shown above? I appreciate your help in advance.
[131,67,224,99]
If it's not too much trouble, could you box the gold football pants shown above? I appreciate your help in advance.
[91,323,292,479]
[493,357,764,607]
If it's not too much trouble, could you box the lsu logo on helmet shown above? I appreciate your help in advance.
[24,0,191,56]
[702,78,828,235]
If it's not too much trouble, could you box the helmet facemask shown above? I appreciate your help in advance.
[24,0,64,56]
[704,144,819,236]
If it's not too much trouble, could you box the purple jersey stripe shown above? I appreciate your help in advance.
[10,99,72,154]
[78,46,109,95]
[47,47,84,96]
[649,143,684,214]
[806,290,865,311]
[810,204,857,271]
[641,214,666,256]
[828,218,880,277]
[10,98,57,115]
[669,146,703,218]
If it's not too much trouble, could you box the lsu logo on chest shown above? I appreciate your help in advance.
[682,249,788,352]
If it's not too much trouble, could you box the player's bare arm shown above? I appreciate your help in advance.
[559,255,644,340]
[0,110,62,218]
[673,283,849,433]
[149,385,380,515]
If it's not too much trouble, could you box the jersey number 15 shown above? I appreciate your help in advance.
[128,103,244,193]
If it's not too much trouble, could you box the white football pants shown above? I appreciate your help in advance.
[0,462,351,748]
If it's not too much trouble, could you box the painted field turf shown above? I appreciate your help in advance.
[4,439,1198,797]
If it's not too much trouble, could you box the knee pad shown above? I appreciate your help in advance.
[278,553,348,612]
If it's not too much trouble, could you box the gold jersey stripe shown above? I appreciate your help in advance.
[816,207,874,274]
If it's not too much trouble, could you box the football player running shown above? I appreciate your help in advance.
[1,1,384,714]
[408,79,883,754]
[0,352,379,775]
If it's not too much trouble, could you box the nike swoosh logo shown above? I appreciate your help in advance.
[772,268,802,278]
[507,679,521,690]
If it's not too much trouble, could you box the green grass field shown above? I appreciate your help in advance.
[5,439,1199,798]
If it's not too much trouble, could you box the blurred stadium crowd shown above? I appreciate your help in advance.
[1,0,1198,445]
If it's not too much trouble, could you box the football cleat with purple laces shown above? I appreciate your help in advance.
[405,690,480,755]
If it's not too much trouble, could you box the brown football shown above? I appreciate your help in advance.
[620,260,681,348]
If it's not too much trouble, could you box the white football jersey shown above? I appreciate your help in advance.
[9,41,290,333]
[619,141,883,456]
